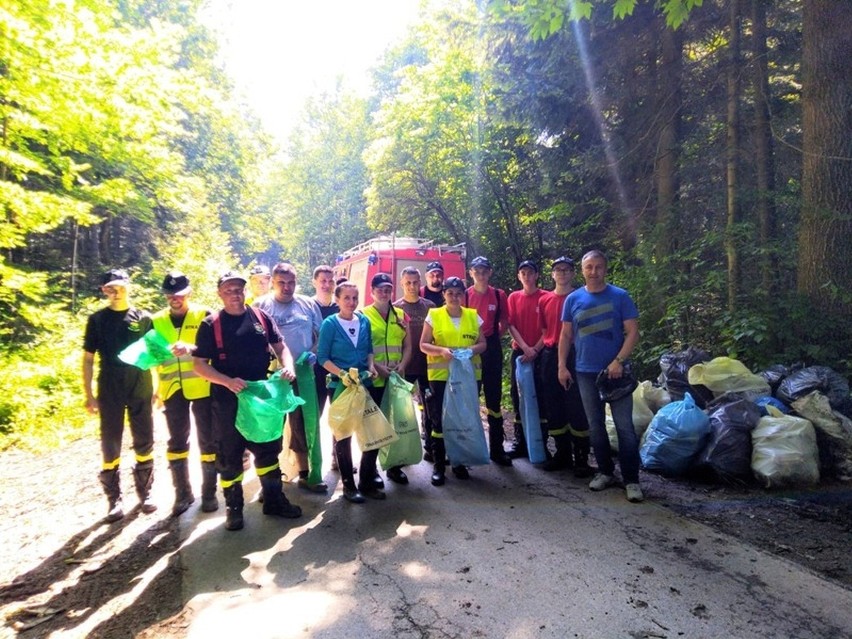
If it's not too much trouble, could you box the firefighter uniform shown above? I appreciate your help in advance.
[83,269,155,522]
[193,270,302,531]
[152,281,217,516]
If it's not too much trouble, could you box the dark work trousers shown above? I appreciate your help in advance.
[329,385,382,489]
[163,391,215,459]
[426,380,448,437]
[405,372,432,451]
[98,366,154,467]
[539,346,590,441]
[480,334,505,445]
[509,348,548,448]
[212,389,282,483]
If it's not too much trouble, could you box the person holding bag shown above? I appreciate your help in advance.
[317,281,383,503]
[362,272,412,485]
[420,276,487,486]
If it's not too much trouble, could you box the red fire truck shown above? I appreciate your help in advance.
[333,236,467,306]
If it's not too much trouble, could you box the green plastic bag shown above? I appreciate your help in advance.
[295,352,323,484]
[236,370,305,443]
[118,329,173,370]
[379,372,423,469]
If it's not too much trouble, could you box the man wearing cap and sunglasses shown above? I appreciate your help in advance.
[422,262,445,308]
[465,256,513,467]
[83,269,157,522]
[152,272,218,516]
[193,270,303,530]
[246,264,271,306]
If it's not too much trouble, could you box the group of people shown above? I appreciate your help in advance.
[81,249,643,532]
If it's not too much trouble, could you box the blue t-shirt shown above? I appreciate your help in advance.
[561,284,638,373]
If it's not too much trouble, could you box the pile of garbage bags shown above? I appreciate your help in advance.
[609,349,852,488]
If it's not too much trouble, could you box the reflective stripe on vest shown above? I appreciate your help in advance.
[152,306,211,401]
[362,305,407,388]
[426,307,481,381]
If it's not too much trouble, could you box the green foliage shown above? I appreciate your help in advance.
[0,308,95,452]
[265,88,373,268]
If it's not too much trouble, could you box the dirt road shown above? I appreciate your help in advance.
[0,416,849,637]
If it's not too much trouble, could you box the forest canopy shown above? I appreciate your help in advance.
[1,0,849,447]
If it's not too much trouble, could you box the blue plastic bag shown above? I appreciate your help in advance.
[515,359,547,463]
[640,392,711,475]
[442,357,489,466]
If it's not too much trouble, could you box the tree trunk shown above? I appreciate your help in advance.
[752,0,777,296]
[655,18,682,263]
[725,0,742,313]
[797,0,852,317]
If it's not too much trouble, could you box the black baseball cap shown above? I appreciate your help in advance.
[371,272,394,288]
[101,269,130,287]
[518,260,538,273]
[249,265,270,277]
[552,256,575,269]
[442,277,465,291]
[470,256,492,269]
[217,270,247,288]
[426,261,444,273]
[161,272,191,296]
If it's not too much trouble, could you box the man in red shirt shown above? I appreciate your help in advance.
[538,257,592,475]
[507,260,548,460]
[465,256,512,466]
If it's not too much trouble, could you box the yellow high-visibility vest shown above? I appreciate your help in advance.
[362,304,407,389]
[426,307,481,382]
[152,306,211,400]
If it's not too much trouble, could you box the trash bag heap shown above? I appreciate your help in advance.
[628,349,852,486]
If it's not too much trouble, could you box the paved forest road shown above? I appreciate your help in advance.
[172,457,852,639]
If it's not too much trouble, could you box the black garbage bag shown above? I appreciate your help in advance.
[776,366,850,411]
[694,399,762,482]
[761,365,789,393]
[658,347,714,408]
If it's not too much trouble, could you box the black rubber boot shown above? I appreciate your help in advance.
[431,439,446,486]
[543,434,574,472]
[223,483,244,530]
[259,468,302,519]
[170,459,195,517]
[335,437,355,486]
[132,464,157,514]
[573,436,594,478]
[99,469,124,523]
[488,416,512,466]
[200,461,219,512]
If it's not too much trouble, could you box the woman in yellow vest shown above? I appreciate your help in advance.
[361,272,412,485]
[420,276,486,486]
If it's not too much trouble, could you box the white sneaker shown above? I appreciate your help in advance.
[625,483,644,503]
[589,473,615,491]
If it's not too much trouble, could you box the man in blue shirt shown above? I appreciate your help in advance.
[558,250,643,503]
